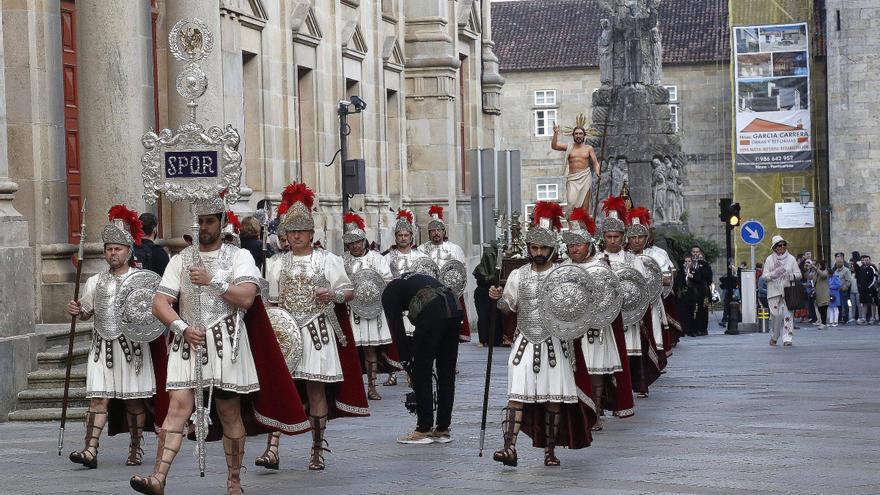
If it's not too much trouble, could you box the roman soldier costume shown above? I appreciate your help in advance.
[132,193,307,495]
[258,182,368,472]
[69,205,159,469]
[418,205,471,342]
[643,230,680,351]
[562,208,634,425]
[493,201,597,467]
[342,212,395,400]
[622,205,665,397]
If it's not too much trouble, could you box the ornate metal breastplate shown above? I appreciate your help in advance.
[388,250,418,278]
[179,244,236,326]
[343,252,371,278]
[94,271,125,340]
[516,267,553,344]
[423,242,454,267]
[279,250,331,327]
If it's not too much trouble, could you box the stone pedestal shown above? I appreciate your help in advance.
[588,85,684,225]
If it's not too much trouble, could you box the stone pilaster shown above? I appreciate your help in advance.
[0,7,35,338]
[76,0,154,233]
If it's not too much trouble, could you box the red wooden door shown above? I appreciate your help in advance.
[60,0,81,243]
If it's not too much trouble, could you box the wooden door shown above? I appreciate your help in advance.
[60,0,81,243]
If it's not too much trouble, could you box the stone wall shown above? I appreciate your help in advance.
[826,1,880,257]
[499,62,733,251]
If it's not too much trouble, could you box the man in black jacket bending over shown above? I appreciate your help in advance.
[383,273,463,445]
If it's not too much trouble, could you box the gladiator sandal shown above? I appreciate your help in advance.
[492,406,521,467]
[129,429,183,495]
[383,372,398,386]
[69,410,107,469]
[367,361,382,400]
[126,410,146,466]
[590,377,605,431]
[308,414,330,471]
[224,434,246,495]
[254,431,281,470]
[544,408,561,467]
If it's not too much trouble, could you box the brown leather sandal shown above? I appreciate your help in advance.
[254,431,280,470]
[130,430,183,495]
[69,410,106,469]
[308,415,330,470]
[126,410,146,466]
[492,406,521,467]
[224,434,246,495]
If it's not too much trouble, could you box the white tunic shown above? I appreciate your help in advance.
[643,246,674,350]
[80,267,156,399]
[267,249,353,383]
[384,248,430,336]
[158,244,261,393]
[565,260,624,375]
[500,265,578,404]
[604,249,647,356]
[344,250,393,346]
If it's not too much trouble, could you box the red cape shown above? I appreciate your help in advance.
[663,293,682,349]
[458,296,471,342]
[521,340,598,450]
[629,307,665,395]
[154,297,311,440]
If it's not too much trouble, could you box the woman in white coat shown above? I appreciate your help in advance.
[762,235,802,346]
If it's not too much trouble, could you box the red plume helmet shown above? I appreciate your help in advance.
[601,195,628,220]
[343,213,366,230]
[278,182,315,215]
[107,204,144,247]
[626,207,651,227]
[570,207,597,235]
[532,201,564,231]
[428,205,444,219]
[226,210,241,233]
[396,209,414,224]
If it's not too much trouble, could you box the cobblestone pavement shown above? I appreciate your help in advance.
[2,322,879,495]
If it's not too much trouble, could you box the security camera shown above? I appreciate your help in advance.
[351,95,367,112]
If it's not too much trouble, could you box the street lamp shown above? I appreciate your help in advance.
[799,187,810,206]
[338,97,367,215]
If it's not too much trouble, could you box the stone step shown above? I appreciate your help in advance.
[15,387,88,411]
[38,322,93,348]
[26,366,87,390]
[37,343,91,370]
[7,407,87,422]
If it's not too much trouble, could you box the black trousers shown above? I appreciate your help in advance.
[412,316,460,432]
[474,288,502,345]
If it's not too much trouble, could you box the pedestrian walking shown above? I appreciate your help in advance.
[762,235,801,347]
[811,260,829,330]
[855,254,877,324]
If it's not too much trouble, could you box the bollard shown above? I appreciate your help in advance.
[758,307,770,333]
[725,301,741,335]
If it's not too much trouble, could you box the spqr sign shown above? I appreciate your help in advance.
[164,150,220,179]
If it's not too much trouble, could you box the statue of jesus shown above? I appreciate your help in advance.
[552,124,601,217]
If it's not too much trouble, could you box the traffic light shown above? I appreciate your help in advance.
[718,198,741,229]
[728,202,741,227]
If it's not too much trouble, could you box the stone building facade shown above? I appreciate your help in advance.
[825,1,880,257]
[492,0,733,250]
[0,0,503,418]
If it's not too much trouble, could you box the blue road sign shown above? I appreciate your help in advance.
[741,220,764,245]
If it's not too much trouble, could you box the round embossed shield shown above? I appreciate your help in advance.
[267,307,303,374]
[639,254,663,301]
[439,259,467,297]
[119,270,166,343]
[409,257,440,279]
[582,261,623,328]
[349,268,387,320]
[538,265,593,340]
[661,276,674,299]
[614,265,650,325]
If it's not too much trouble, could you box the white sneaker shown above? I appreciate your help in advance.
[397,430,433,444]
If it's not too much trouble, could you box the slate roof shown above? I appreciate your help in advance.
[492,0,825,72]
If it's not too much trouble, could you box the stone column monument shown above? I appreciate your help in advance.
[589,0,686,225]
